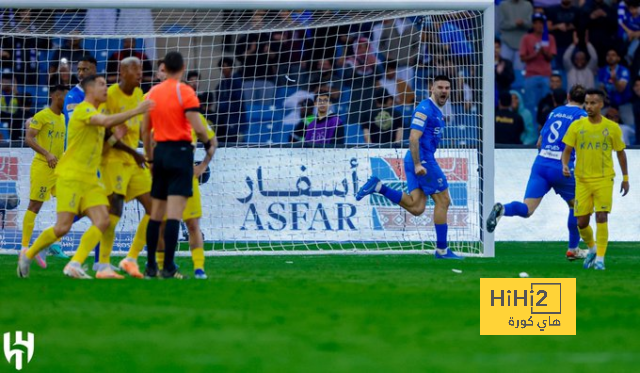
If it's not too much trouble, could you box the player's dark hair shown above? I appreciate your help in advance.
[585,88,605,101]
[164,51,184,74]
[79,55,97,66]
[568,85,586,104]
[80,74,103,90]
[218,57,235,68]
[50,84,69,94]
[433,75,451,85]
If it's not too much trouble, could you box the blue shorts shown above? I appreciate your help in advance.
[524,161,575,202]
[404,159,448,195]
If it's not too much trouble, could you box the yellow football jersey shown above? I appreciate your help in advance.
[29,107,65,162]
[104,84,144,164]
[563,116,626,180]
[56,101,105,181]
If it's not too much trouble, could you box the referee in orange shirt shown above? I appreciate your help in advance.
[142,51,214,279]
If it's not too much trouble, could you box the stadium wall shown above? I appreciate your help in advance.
[0,148,636,250]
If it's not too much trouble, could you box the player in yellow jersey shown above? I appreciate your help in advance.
[95,57,153,278]
[17,75,154,279]
[156,114,217,279]
[22,85,68,268]
[562,89,629,271]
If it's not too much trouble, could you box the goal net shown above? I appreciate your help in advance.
[0,1,495,256]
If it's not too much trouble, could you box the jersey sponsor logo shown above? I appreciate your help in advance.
[539,149,562,160]
[415,112,427,121]
[412,118,425,127]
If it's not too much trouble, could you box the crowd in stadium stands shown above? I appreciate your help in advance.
[0,9,484,147]
[496,0,638,146]
[9,4,640,148]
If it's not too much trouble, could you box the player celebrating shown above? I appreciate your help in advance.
[17,75,153,279]
[561,89,629,270]
[355,75,461,259]
[142,51,214,279]
[96,57,152,279]
[22,85,69,267]
[487,85,588,260]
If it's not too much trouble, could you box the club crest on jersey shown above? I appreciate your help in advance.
[602,128,609,137]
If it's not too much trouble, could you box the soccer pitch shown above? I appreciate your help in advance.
[2,242,639,372]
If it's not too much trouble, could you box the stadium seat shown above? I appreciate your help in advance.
[345,123,364,144]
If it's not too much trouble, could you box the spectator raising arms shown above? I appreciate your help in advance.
[563,32,598,90]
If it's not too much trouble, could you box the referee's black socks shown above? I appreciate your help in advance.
[164,219,181,272]
[146,219,162,268]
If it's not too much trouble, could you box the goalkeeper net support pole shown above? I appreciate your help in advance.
[0,0,495,257]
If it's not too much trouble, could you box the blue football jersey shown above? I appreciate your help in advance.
[407,98,445,163]
[62,85,85,149]
[537,104,586,165]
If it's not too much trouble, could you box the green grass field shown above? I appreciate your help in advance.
[1,242,639,372]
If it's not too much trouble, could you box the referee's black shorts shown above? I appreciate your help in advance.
[151,141,194,200]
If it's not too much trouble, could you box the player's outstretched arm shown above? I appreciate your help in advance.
[25,127,57,168]
[617,150,629,196]
[409,129,426,176]
[561,145,573,177]
[90,100,154,128]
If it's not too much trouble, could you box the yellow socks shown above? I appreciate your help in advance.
[99,214,120,265]
[156,251,165,270]
[191,247,205,271]
[596,222,609,258]
[26,227,58,260]
[578,225,595,249]
[127,214,149,260]
[71,226,103,264]
[22,210,37,248]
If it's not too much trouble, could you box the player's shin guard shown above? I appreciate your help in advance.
[22,210,37,248]
[127,214,149,260]
[163,219,180,272]
[146,219,161,268]
[503,201,528,217]
[379,184,402,204]
[596,222,609,258]
[578,225,595,249]
[71,226,103,264]
[99,215,119,264]
[567,209,580,249]
[435,224,448,249]
[26,227,58,260]
[191,247,205,271]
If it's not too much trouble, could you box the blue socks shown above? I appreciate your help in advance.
[379,184,403,204]
[504,201,528,217]
[435,224,448,249]
[568,208,580,249]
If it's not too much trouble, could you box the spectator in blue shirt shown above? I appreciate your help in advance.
[597,48,631,107]
[618,0,640,63]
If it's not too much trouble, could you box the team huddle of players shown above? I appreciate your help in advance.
[488,85,629,270]
[17,51,216,280]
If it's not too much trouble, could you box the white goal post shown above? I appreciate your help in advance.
[0,0,495,256]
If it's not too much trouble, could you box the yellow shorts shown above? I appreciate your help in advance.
[574,178,614,216]
[183,178,202,221]
[30,160,56,202]
[56,177,109,215]
[100,162,151,202]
